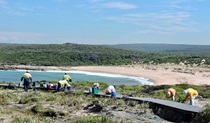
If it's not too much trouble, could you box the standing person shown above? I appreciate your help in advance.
[63,72,72,82]
[166,88,176,101]
[21,70,32,92]
[183,88,198,106]
[105,85,117,97]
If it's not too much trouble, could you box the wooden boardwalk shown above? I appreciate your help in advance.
[84,91,204,113]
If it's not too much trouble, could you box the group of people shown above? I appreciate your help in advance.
[21,71,72,92]
[90,83,117,97]
[90,83,199,106]
[166,87,198,106]
[21,70,199,106]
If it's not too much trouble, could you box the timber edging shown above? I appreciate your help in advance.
[83,91,205,113]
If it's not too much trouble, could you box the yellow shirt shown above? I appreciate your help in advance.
[63,75,71,81]
[59,80,71,87]
[185,88,198,100]
[22,73,32,78]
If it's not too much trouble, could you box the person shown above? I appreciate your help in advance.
[105,85,117,97]
[57,80,71,91]
[92,83,99,89]
[89,83,100,93]
[63,72,72,82]
[183,88,198,106]
[166,88,176,101]
[21,70,32,92]
[32,81,36,92]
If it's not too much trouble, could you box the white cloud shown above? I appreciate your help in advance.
[101,2,137,10]
[0,32,48,43]
[90,0,104,3]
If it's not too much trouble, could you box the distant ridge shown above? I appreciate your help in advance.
[107,43,210,56]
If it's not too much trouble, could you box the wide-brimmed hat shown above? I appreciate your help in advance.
[167,91,171,97]
[183,90,188,96]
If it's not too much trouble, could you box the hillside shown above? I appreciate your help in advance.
[0,43,210,66]
[108,43,210,56]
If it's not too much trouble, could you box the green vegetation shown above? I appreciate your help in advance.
[109,43,210,56]
[0,81,209,122]
[0,43,210,66]
[70,116,119,123]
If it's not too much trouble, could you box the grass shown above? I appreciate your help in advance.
[0,81,210,122]
[12,114,55,123]
[70,115,120,123]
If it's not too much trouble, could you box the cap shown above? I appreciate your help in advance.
[26,70,30,73]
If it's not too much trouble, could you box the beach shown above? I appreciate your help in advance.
[2,64,210,85]
[70,65,210,85]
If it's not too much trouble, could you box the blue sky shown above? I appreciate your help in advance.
[0,0,209,45]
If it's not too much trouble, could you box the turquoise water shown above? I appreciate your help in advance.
[0,70,154,85]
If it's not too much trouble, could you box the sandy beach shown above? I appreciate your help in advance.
[1,64,210,85]
[70,65,210,85]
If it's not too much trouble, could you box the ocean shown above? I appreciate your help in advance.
[0,70,154,85]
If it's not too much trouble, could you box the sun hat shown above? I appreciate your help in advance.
[183,90,188,96]
[167,91,171,97]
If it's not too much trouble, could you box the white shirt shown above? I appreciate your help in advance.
[106,85,116,92]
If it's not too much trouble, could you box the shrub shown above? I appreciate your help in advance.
[71,115,118,123]
[193,104,210,123]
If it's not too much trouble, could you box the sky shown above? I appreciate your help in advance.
[0,0,209,45]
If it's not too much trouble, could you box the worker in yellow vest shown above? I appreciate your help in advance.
[63,72,72,82]
[57,80,71,91]
[183,88,198,106]
[21,70,32,92]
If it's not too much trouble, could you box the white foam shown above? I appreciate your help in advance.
[70,70,154,85]
[15,69,154,85]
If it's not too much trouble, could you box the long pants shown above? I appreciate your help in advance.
[32,86,36,91]
[64,86,71,91]
[190,96,197,106]
[111,92,117,97]
[24,85,29,92]
[23,80,30,92]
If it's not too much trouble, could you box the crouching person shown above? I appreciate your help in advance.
[90,83,100,94]
[105,85,116,97]
[57,80,71,91]
[183,88,198,106]
[166,88,176,101]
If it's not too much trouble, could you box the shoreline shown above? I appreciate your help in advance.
[1,64,210,85]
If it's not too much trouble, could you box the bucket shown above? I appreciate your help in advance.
[92,88,99,94]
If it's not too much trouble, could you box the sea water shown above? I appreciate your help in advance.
[0,70,154,85]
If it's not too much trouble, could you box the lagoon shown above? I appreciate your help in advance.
[0,70,153,85]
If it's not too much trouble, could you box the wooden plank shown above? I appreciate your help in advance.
[84,90,204,113]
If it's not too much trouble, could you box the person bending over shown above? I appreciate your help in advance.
[183,88,198,106]
[105,85,117,97]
